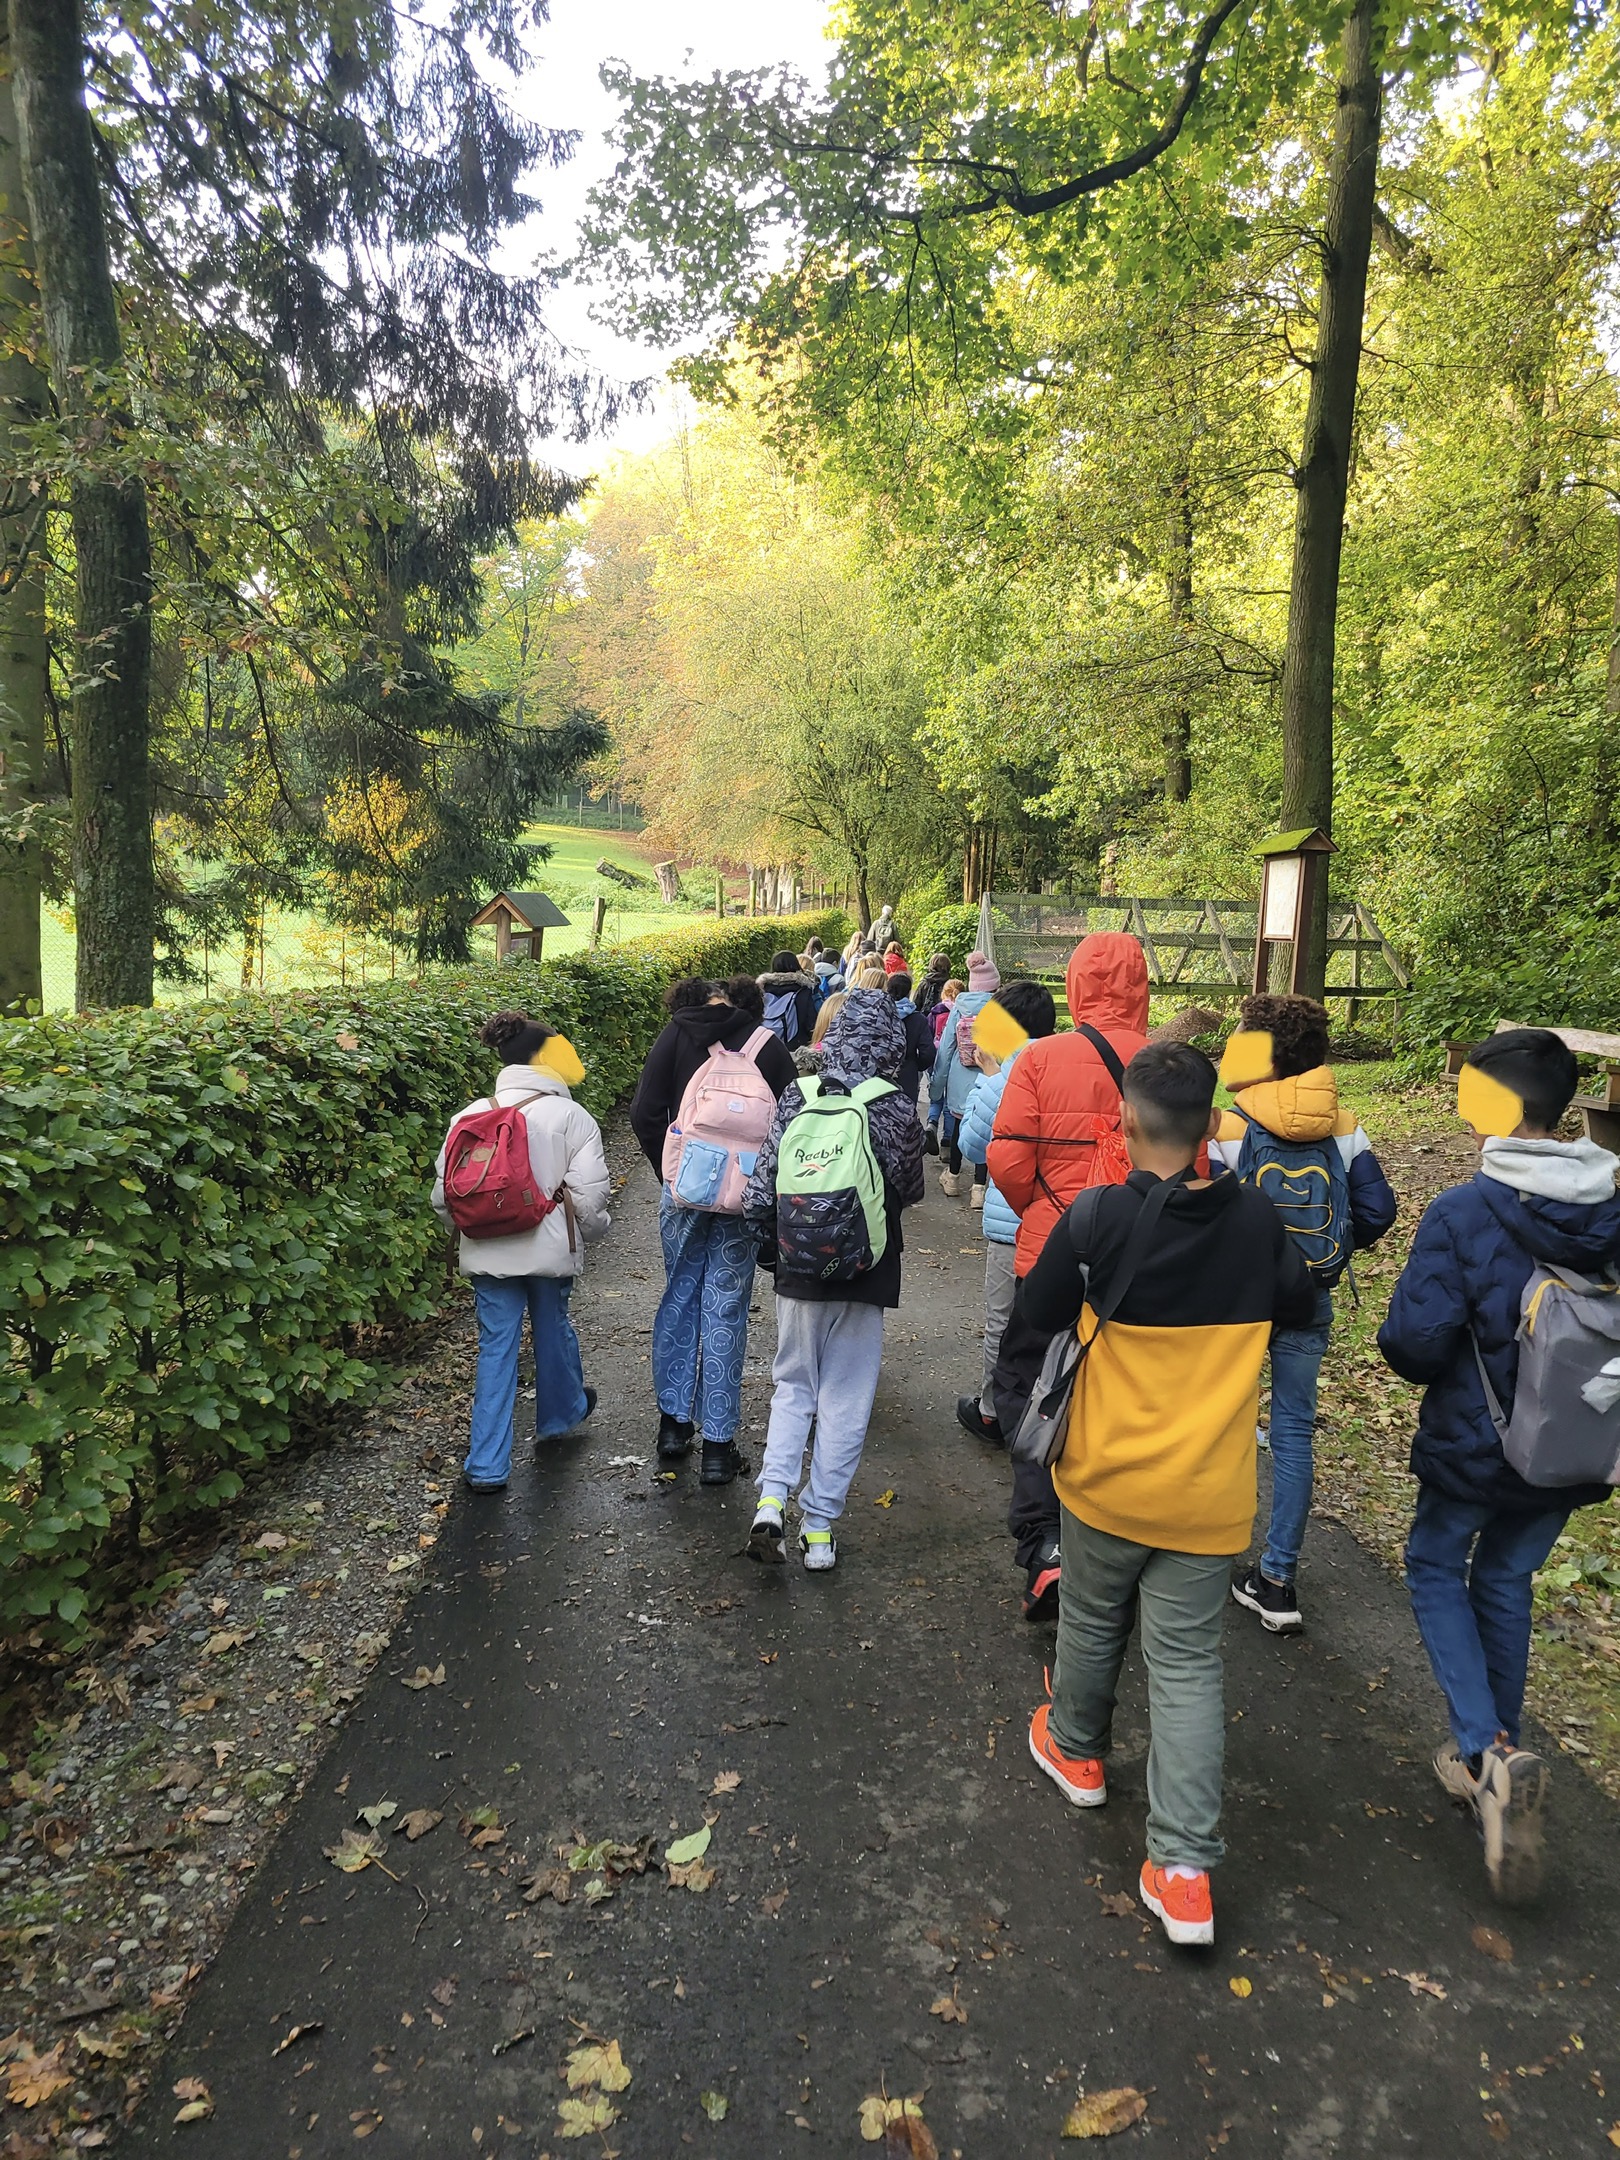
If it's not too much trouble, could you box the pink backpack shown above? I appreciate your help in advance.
[955,1005,984,1072]
[662,1026,777,1214]
[444,1099,559,1239]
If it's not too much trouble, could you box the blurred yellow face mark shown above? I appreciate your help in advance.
[972,999,1029,1064]
[1459,1064,1524,1139]
[1219,1030,1275,1089]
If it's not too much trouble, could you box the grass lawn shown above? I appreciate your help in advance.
[36,823,702,1009]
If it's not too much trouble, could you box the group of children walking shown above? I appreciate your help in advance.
[433,930,1620,1944]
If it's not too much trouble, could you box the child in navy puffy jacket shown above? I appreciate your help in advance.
[1378,1028,1620,1906]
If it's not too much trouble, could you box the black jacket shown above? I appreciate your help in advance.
[629,1005,798,1174]
[893,1003,937,1107]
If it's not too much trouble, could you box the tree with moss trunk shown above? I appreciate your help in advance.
[9,0,152,1010]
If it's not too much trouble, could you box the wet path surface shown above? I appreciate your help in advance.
[126,1160,1620,2158]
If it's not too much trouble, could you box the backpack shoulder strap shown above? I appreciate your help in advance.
[797,1077,823,1104]
[852,1077,896,1104]
[1076,1022,1127,1095]
[1066,1184,1106,1263]
[741,1025,774,1062]
[1087,1170,1191,1334]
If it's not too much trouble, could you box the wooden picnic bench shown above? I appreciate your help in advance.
[1444,1024,1620,1150]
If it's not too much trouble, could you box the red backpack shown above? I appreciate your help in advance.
[443,1099,560,1240]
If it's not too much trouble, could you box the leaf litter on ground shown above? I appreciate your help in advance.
[1062,2087,1149,2138]
[859,2093,938,2156]
[324,1827,389,1875]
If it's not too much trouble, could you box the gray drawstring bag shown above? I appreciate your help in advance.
[1471,1263,1620,1488]
[1010,1172,1189,1471]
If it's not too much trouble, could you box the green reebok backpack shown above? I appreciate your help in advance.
[775,1077,896,1282]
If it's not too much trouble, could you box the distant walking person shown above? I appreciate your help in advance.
[433,1011,613,1493]
[758,951,817,1050]
[631,980,797,1482]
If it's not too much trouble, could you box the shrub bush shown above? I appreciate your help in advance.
[908,902,1015,977]
[0,911,845,1640]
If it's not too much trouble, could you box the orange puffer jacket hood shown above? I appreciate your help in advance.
[1066,931,1150,1032]
[1218,1066,1352,1146]
[987,933,1153,1276]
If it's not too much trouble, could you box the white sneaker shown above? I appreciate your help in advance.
[799,1528,838,1572]
[1433,1736,1478,1804]
[748,1496,786,1564]
[969,1183,985,1210]
[1475,1742,1548,1905]
[939,1170,961,1198]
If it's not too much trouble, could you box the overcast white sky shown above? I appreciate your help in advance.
[508,0,834,477]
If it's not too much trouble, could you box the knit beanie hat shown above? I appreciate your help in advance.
[966,950,1000,994]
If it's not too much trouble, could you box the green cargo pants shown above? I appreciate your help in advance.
[1049,1507,1233,1871]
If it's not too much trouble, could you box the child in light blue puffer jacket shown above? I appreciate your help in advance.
[955,979,1058,1441]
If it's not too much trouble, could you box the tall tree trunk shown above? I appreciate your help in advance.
[1164,468,1194,803]
[0,33,47,1011]
[1277,0,1380,996]
[1597,512,1620,853]
[10,0,153,1009]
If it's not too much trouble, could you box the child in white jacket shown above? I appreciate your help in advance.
[432,1011,612,1491]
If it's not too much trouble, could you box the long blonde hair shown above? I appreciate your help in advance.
[811,992,848,1044]
[854,964,887,991]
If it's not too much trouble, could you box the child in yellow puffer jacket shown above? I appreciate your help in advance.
[1210,994,1397,1632]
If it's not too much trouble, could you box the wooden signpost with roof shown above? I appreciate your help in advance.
[469,890,570,965]
[1252,828,1337,996]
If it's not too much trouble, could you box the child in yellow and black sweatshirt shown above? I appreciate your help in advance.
[1018,1042,1314,1948]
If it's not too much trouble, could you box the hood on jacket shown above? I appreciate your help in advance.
[759,970,814,992]
[1222,1065,1346,1144]
[1065,932,1149,1033]
[671,1004,767,1052]
[1481,1134,1619,1207]
[818,988,905,1087]
[1475,1147,1620,1274]
[492,1062,571,1100]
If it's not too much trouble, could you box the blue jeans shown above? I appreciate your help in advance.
[1405,1485,1571,1758]
[1261,1286,1334,1582]
[652,1194,758,1443]
[466,1276,588,1486]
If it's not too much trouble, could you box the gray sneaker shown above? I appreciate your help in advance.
[1474,1742,1549,1905]
[1433,1737,1478,1805]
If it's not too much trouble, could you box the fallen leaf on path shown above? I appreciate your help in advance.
[76,2029,136,2063]
[459,1807,506,1848]
[324,1828,387,1874]
[1606,2126,1620,2149]
[210,1739,235,1768]
[1471,1926,1513,1963]
[209,1597,230,1617]
[874,1489,896,1508]
[1061,2087,1148,2138]
[471,1824,505,1850]
[711,1770,740,1794]
[202,1628,250,1657]
[6,2042,71,2110]
[665,1824,711,1866]
[430,1978,457,2007]
[758,1651,778,1664]
[254,1531,288,1551]
[351,1631,388,1662]
[858,2093,937,2155]
[929,1990,968,2025]
[172,2076,214,2124]
[402,1664,445,1690]
[356,1800,397,1830]
[491,2027,534,2058]
[701,2090,729,2122]
[557,2093,619,2137]
[667,1859,716,1891]
[566,2039,631,2093]
[179,1693,220,1714]
[1228,1977,1252,1999]
[272,2023,323,2056]
[522,1866,570,1904]
[385,1554,419,1575]
[761,1889,789,1917]
[397,1809,443,1842]
[1389,1970,1447,2000]
[1097,1892,1137,1918]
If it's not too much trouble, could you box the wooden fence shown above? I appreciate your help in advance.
[990,893,1410,1002]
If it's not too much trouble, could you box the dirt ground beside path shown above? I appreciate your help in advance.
[114,1152,1620,2159]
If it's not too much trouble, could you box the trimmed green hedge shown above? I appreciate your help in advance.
[1,911,845,1639]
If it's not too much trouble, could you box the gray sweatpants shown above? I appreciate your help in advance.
[980,1239,1018,1418]
[758,1297,885,1533]
[1049,1509,1233,1871]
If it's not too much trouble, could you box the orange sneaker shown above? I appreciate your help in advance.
[1027,1703,1107,1808]
[1138,1860,1214,1947]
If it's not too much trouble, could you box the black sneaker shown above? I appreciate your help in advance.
[1231,1566,1302,1633]
[700,1439,752,1487]
[579,1387,597,1425]
[956,1395,1003,1443]
[656,1412,695,1461]
[1022,1537,1061,1622]
[922,1128,940,1157]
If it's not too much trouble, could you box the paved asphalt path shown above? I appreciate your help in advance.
[127,1158,1620,2158]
